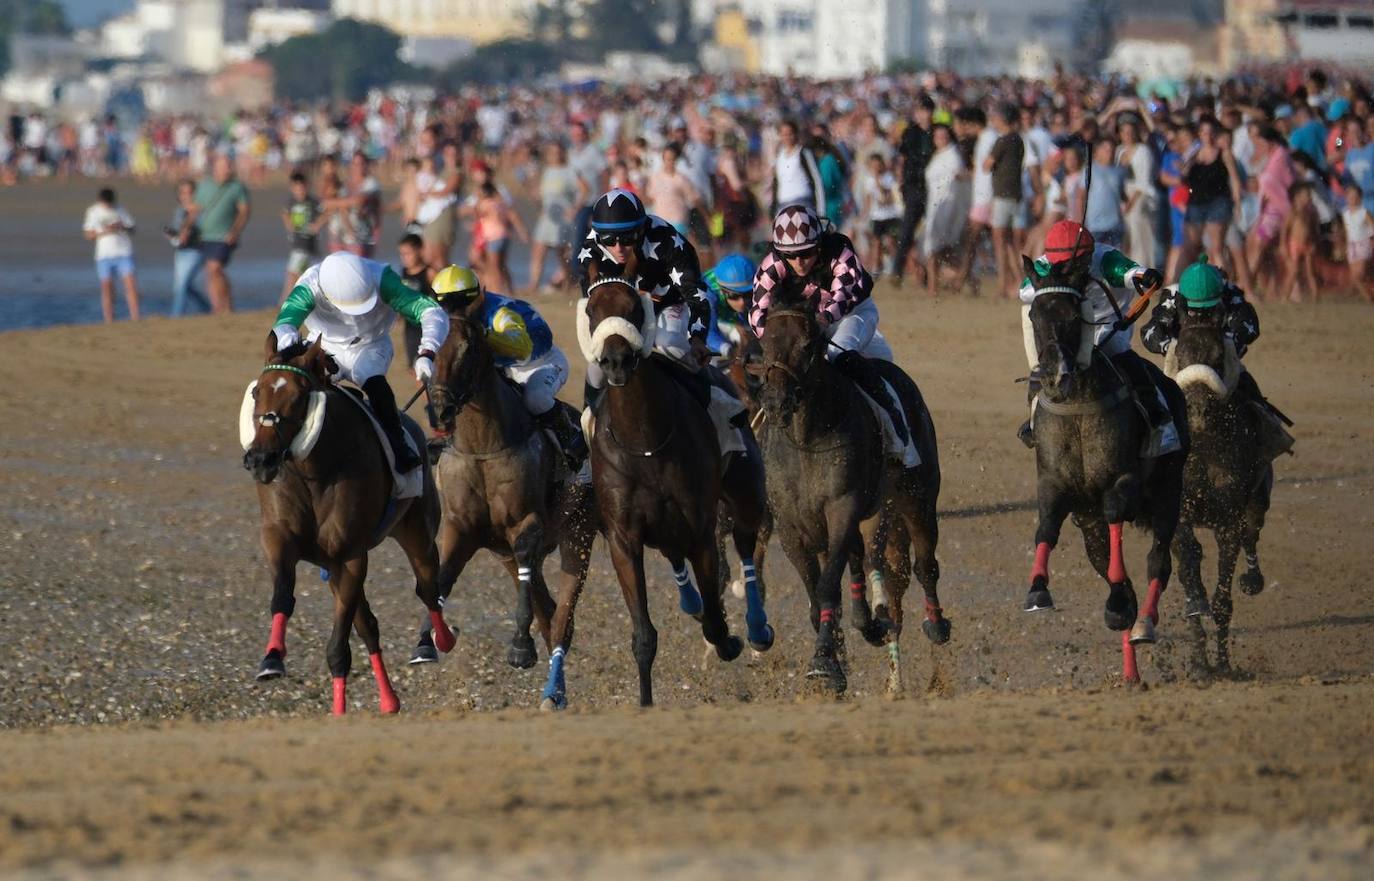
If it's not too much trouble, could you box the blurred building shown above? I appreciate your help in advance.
[330,0,538,43]
[1222,0,1288,67]
[925,0,1076,76]
[1271,0,1374,64]
[100,0,331,72]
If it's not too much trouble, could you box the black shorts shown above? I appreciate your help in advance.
[200,240,237,266]
[871,218,900,239]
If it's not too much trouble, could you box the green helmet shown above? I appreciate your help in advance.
[1178,255,1223,309]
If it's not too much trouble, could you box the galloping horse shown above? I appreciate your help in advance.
[1021,258,1185,683]
[1167,306,1273,672]
[417,298,596,676]
[754,279,947,695]
[242,336,455,714]
[545,253,772,708]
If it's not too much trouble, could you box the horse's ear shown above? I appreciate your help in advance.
[586,257,600,285]
[264,331,279,363]
[1021,255,1038,283]
[302,337,331,380]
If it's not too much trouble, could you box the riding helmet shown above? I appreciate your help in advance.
[771,204,821,254]
[1178,255,1224,309]
[590,188,647,235]
[1044,220,1094,264]
[319,252,378,315]
[432,264,482,307]
[712,254,756,293]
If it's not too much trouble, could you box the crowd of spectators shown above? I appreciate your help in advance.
[36,65,1374,322]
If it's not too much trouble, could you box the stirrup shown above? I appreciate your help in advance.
[1017,420,1035,449]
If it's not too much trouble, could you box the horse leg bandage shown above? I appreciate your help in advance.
[370,652,400,714]
[266,612,289,656]
[1107,523,1127,584]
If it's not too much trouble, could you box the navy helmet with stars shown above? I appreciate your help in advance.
[590,188,647,237]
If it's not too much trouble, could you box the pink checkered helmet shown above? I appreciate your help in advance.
[771,204,821,254]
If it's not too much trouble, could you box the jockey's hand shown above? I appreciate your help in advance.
[689,337,711,368]
[273,325,299,351]
[1134,268,1163,295]
[414,351,435,384]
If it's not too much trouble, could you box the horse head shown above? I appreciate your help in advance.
[753,276,824,425]
[244,333,334,484]
[579,251,653,387]
[430,297,492,433]
[1023,254,1096,400]
[1172,304,1236,418]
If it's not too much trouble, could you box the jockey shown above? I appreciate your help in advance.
[576,188,714,400]
[1017,220,1177,456]
[749,204,915,462]
[703,253,755,361]
[430,265,585,467]
[272,251,447,472]
[1142,255,1293,458]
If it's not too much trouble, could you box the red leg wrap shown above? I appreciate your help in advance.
[819,608,836,625]
[1107,523,1127,584]
[266,612,288,656]
[332,676,347,715]
[430,610,456,653]
[370,652,400,714]
[1121,631,1139,683]
[1031,542,1051,582]
[1143,578,1164,625]
[850,581,866,600]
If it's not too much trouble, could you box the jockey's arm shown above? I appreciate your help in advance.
[748,252,785,339]
[1140,289,1180,355]
[378,266,448,355]
[1224,284,1260,350]
[667,240,711,345]
[488,301,552,365]
[271,283,315,349]
[821,241,874,328]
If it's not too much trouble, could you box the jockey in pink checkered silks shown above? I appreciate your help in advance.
[749,204,912,455]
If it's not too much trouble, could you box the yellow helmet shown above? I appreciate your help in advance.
[432,265,481,301]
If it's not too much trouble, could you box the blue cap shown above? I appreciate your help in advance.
[1275,104,1294,120]
[712,254,756,293]
[1327,98,1351,122]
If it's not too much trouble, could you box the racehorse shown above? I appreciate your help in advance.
[545,253,773,708]
[1166,305,1273,673]
[241,336,455,714]
[416,298,597,675]
[753,279,947,695]
[1021,257,1185,683]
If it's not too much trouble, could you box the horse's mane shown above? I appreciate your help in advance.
[769,274,819,317]
[273,340,313,363]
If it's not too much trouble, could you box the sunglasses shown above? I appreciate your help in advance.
[596,232,642,247]
[784,248,819,261]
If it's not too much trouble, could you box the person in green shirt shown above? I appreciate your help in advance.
[194,153,251,314]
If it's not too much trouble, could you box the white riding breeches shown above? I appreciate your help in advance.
[826,298,891,361]
[322,335,393,385]
[504,347,569,415]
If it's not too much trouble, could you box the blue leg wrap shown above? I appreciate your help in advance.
[541,646,567,708]
[674,563,703,616]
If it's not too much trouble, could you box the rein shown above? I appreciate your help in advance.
[605,417,677,458]
[1035,386,1130,416]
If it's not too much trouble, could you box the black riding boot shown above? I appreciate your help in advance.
[583,378,604,413]
[833,350,909,445]
[362,376,421,472]
[1235,370,1295,458]
[1111,352,1171,427]
[1018,370,1043,449]
[535,403,588,471]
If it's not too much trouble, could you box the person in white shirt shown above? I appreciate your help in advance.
[82,188,141,323]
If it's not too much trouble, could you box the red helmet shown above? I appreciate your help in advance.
[1044,220,1095,264]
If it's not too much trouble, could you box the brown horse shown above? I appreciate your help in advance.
[754,282,947,695]
[242,336,455,715]
[416,298,596,679]
[544,254,771,708]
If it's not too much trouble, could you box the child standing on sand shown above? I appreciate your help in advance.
[1280,182,1320,302]
[1342,183,1374,301]
[82,187,141,323]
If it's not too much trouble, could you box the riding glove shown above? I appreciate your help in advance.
[414,355,434,383]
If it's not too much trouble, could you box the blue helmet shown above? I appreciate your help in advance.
[712,254,756,294]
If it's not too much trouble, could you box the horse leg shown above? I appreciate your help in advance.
[1130,509,1177,646]
[1238,468,1272,596]
[326,556,368,715]
[729,514,773,655]
[1025,491,1071,612]
[352,598,399,714]
[848,532,888,647]
[880,520,912,695]
[669,555,704,619]
[908,500,949,647]
[1212,527,1242,674]
[807,507,858,694]
[504,517,547,670]
[690,538,744,663]
[1102,476,1141,633]
[778,525,821,633]
[256,533,296,681]
[608,532,657,707]
[1175,522,1211,619]
[409,522,472,663]
[1080,519,1138,684]
[541,489,596,711]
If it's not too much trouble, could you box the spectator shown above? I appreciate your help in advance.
[1117,115,1157,264]
[985,104,1026,297]
[166,178,209,317]
[416,142,461,269]
[1342,182,1374,300]
[646,142,702,237]
[527,141,585,294]
[1086,138,1126,248]
[396,232,437,364]
[922,123,967,295]
[892,95,935,287]
[194,153,251,314]
[769,119,824,217]
[1180,116,1241,273]
[860,153,902,277]
[82,187,141,323]
[1281,182,1321,302]
[281,171,324,301]
[1287,103,1328,172]
[808,124,849,231]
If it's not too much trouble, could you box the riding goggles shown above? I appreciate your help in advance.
[595,231,643,247]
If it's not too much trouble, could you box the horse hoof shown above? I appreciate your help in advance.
[858,618,890,647]
[1129,616,1157,645]
[432,622,457,654]
[747,623,775,653]
[255,650,285,681]
[507,640,538,669]
[1104,582,1138,632]
[806,655,847,694]
[409,641,439,665]
[922,617,952,645]
[1185,595,1212,619]
[1024,589,1054,612]
[379,693,401,715]
[715,635,744,662]
[1239,570,1265,596]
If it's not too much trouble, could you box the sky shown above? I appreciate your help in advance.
[61,0,134,28]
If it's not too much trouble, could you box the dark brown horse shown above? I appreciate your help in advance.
[242,336,455,715]
[417,298,596,681]
[545,254,772,708]
[1021,258,1185,683]
[754,281,947,695]
[1167,305,1274,672]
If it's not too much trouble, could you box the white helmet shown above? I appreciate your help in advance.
[318,253,377,315]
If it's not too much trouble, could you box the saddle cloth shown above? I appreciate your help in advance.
[239,381,422,500]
